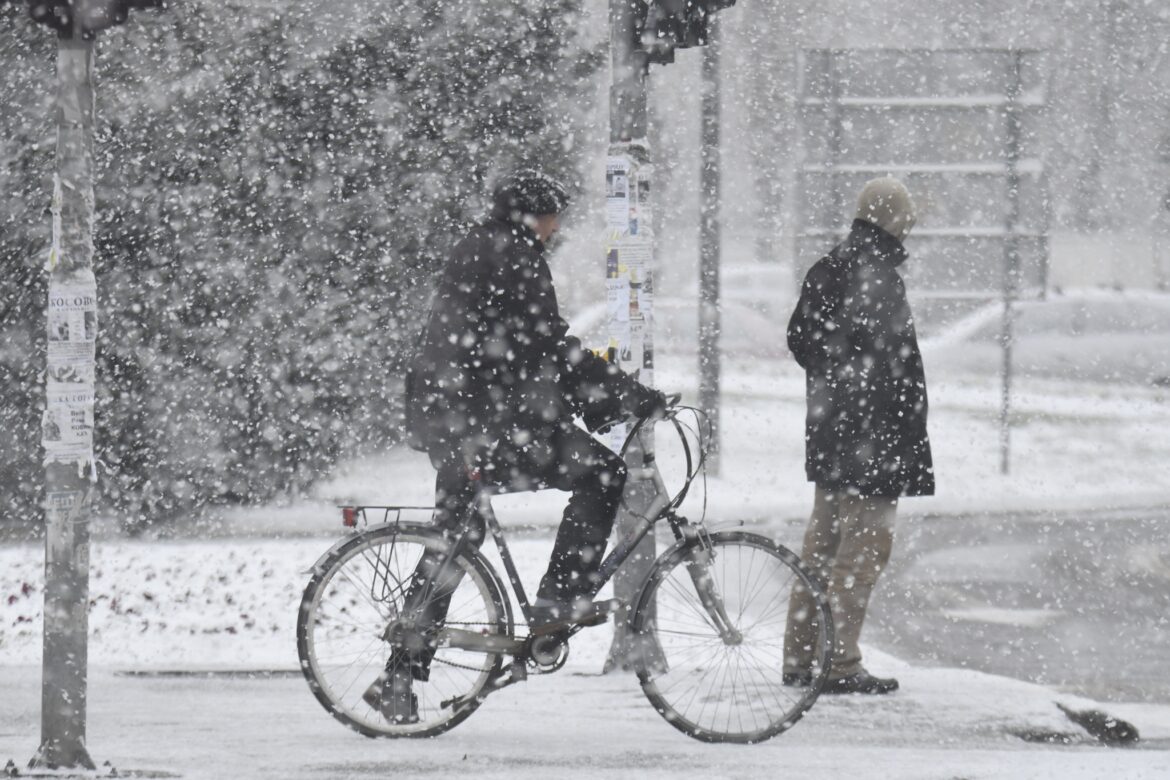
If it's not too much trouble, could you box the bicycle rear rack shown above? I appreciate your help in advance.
[337,505,438,530]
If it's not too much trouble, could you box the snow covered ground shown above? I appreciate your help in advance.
[2,642,1170,779]
[3,531,1170,777]
[3,367,1169,776]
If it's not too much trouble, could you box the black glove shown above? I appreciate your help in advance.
[632,386,667,420]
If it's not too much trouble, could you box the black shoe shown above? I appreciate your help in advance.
[782,670,813,687]
[822,670,899,695]
[362,665,419,724]
[529,598,620,635]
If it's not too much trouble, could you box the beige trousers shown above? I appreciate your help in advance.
[783,487,897,680]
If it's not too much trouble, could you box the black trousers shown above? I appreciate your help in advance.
[399,424,627,676]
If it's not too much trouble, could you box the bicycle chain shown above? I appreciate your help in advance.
[428,621,518,673]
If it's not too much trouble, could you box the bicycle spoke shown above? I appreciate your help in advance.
[739,644,800,710]
[299,528,505,738]
[696,644,735,731]
[661,571,721,633]
[322,635,385,702]
[636,534,831,742]
[732,547,767,620]
[740,577,804,636]
[672,642,728,724]
[335,564,395,621]
[312,643,386,664]
[313,604,384,634]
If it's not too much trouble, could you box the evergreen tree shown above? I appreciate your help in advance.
[0,0,601,530]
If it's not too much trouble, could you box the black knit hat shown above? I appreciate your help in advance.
[491,170,571,219]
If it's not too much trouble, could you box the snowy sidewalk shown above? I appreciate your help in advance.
[2,652,1169,780]
[3,536,1170,778]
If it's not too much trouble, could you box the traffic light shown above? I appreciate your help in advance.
[640,0,736,63]
[24,0,163,38]
[25,0,71,34]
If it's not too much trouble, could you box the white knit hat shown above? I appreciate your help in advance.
[855,177,917,240]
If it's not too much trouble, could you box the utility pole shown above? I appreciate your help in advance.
[698,14,721,475]
[603,0,656,672]
[33,26,99,773]
[603,0,736,670]
[18,0,163,769]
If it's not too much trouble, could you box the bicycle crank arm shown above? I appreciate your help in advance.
[438,628,526,655]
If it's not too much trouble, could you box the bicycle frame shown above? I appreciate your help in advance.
[423,425,667,659]
[476,431,674,629]
[429,411,740,657]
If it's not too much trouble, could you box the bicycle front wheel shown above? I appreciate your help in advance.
[297,524,510,738]
[630,530,833,744]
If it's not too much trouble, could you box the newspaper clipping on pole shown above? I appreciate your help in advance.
[43,273,97,470]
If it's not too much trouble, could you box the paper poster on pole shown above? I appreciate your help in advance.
[601,146,656,451]
[614,239,651,330]
[615,238,651,279]
[606,156,631,233]
[606,277,630,324]
[43,275,97,468]
[628,166,653,238]
[626,317,646,375]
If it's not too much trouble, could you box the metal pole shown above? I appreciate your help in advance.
[999,51,1023,476]
[604,0,657,672]
[31,27,100,772]
[698,15,721,475]
[1076,1,1118,231]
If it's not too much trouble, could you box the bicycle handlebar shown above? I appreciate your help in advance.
[589,391,681,436]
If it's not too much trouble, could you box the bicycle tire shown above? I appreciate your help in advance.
[630,530,833,744]
[297,523,510,738]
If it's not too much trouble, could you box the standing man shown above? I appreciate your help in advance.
[783,177,934,695]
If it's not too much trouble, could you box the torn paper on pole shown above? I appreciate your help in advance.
[43,272,97,472]
[606,156,632,233]
[602,147,657,451]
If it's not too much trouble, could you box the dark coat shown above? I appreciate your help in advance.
[405,218,648,483]
[787,219,934,497]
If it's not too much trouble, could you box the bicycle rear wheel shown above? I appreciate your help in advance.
[297,523,509,738]
[630,530,832,743]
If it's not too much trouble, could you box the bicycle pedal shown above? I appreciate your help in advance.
[574,598,621,627]
[575,611,609,628]
[529,598,622,635]
[361,671,389,709]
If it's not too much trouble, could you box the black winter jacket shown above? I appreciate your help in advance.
[787,219,935,497]
[406,218,651,481]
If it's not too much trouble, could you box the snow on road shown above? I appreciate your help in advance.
[3,535,1170,778]
[2,652,1169,779]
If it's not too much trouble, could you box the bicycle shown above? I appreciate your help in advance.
[297,398,834,744]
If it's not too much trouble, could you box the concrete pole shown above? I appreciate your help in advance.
[999,51,1023,476]
[603,0,657,672]
[30,29,99,772]
[698,15,722,475]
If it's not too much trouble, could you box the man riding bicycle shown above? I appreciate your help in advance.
[380,171,664,722]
